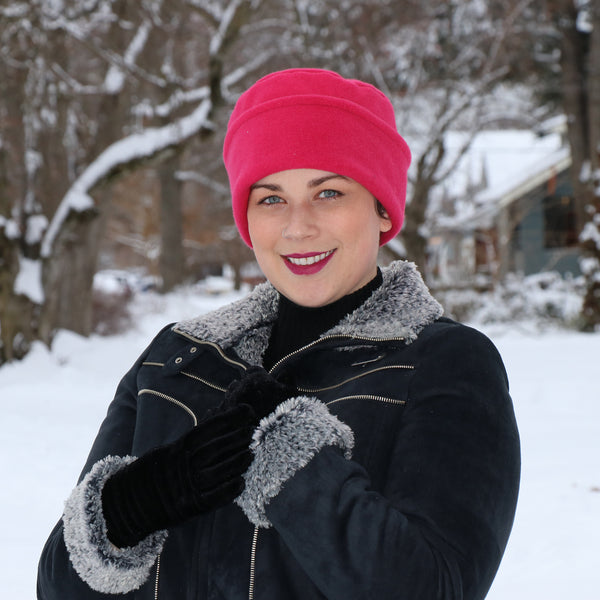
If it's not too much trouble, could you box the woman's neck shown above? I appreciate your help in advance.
[262,269,383,370]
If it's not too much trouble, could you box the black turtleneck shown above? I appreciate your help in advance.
[262,268,383,370]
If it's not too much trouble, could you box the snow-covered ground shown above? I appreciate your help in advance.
[1,283,599,599]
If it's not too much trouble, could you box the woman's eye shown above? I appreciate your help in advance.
[318,189,340,199]
[259,195,283,205]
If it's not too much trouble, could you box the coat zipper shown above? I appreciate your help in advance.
[180,370,228,392]
[245,393,404,599]
[173,328,405,380]
[137,389,198,426]
[295,364,414,394]
[154,554,161,600]
[143,361,229,394]
[153,527,257,600]
[267,333,406,374]
[326,394,406,407]
[248,526,259,599]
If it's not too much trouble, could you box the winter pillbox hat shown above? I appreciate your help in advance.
[223,68,411,246]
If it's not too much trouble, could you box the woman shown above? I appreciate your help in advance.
[38,68,520,600]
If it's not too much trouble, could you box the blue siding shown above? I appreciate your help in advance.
[511,175,581,276]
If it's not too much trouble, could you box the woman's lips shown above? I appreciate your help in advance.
[283,249,335,275]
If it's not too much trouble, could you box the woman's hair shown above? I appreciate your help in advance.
[376,199,389,220]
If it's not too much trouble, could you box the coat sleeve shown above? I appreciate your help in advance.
[36,326,173,599]
[237,324,521,600]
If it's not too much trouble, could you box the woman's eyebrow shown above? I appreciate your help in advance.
[250,174,349,192]
[249,182,282,192]
[308,174,350,187]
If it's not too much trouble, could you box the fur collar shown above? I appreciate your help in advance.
[174,261,443,365]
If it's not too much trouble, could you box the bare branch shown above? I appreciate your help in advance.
[185,0,222,26]
[41,97,212,258]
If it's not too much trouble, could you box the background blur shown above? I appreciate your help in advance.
[1,0,599,364]
[1,2,599,598]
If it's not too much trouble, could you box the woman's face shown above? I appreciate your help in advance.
[247,169,392,307]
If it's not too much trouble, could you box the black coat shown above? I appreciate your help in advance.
[37,261,520,599]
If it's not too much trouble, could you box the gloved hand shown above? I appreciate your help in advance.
[224,366,296,422]
[102,403,255,548]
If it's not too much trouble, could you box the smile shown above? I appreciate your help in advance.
[285,250,335,266]
[282,249,336,275]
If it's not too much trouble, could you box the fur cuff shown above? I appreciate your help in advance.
[62,455,168,594]
[236,397,354,528]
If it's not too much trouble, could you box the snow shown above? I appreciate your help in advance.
[580,215,600,263]
[0,216,20,239]
[14,256,45,304]
[482,326,600,600]
[575,1,593,33]
[25,214,48,246]
[580,257,600,276]
[25,149,42,178]
[104,20,152,94]
[1,284,599,599]
[0,3,29,18]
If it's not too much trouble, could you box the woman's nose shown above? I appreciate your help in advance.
[281,204,318,240]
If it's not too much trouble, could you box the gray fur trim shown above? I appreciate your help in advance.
[326,261,443,342]
[176,280,279,364]
[174,261,443,364]
[235,396,354,528]
[62,455,167,594]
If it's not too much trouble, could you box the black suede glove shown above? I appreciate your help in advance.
[224,366,296,421]
[102,403,255,548]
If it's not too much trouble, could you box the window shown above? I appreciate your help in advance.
[543,194,578,248]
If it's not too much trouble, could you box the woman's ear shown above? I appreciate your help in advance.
[379,214,393,233]
[375,199,392,232]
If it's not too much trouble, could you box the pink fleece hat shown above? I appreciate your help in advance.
[223,68,411,247]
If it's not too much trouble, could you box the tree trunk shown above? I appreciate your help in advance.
[158,151,185,292]
[0,231,38,362]
[579,1,600,330]
[555,0,600,330]
[39,203,105,343]
[402,193,429,278]
[402,146,445,279]
[0,70,39,363]
[557,0,590,229]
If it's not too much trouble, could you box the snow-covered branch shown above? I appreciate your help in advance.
[209,0,245,57]
[221,50,275,101]
[50,64,105,95]
[0,3,28,19]
[104,17,154,94]
[134,86,210,119]
[41,97,212,258]
[57,18,168,89]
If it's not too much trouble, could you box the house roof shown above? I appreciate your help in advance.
[432,124,571,231]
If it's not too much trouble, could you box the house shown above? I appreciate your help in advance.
[426,119,580,288]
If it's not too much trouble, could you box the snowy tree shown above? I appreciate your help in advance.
[233,0,544,274]
[3,0,589,366]
[379,0,544,272]
[0,0,275,363]
[540,0,600,330]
